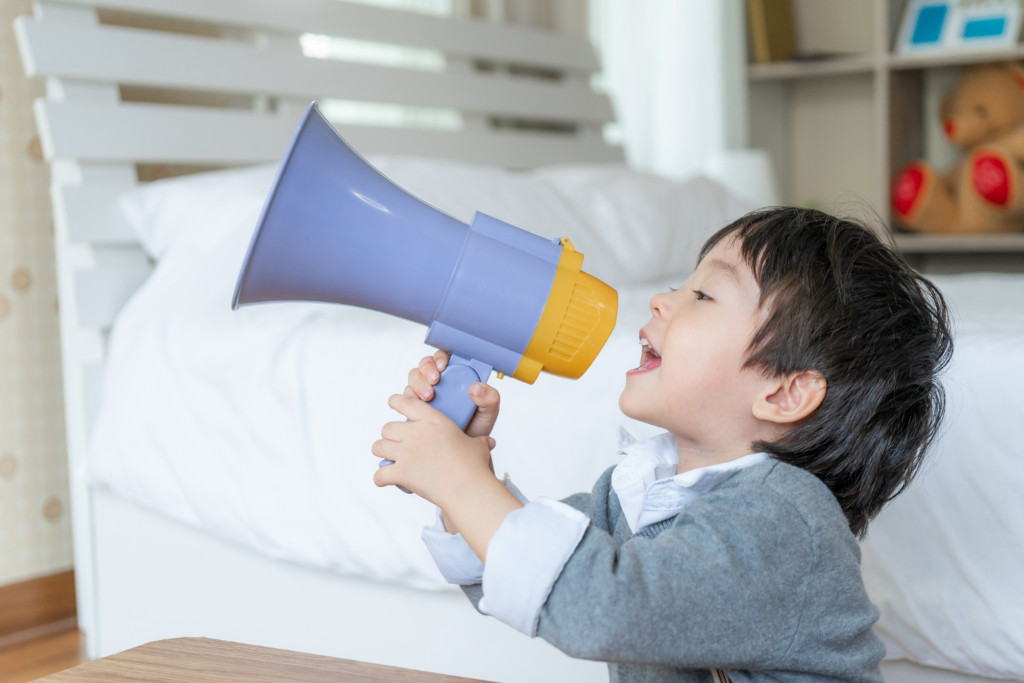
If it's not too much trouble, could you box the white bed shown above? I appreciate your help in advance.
[16,1,1024,681]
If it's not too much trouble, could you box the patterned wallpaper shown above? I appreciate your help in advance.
[0,1,74,586]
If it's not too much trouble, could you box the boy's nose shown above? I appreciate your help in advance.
[649,291,671,318]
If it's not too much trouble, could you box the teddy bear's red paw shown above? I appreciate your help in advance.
[973,154,1010,207]
[893,165,926,218]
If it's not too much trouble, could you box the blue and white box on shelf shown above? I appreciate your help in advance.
[896,0,1023,54]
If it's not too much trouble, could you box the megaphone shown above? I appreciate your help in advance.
[233,102,617,432]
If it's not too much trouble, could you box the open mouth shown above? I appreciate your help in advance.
[628,336,661,375]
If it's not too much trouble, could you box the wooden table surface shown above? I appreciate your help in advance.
[34,637,495,682]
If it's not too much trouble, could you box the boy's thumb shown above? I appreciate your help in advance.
[466,382,500,437]
[470,381,498,405]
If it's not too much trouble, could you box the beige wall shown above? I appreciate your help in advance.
[0,1,73,586]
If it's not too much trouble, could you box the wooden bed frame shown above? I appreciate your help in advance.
[16,1,618,679]
[16,2,1004,681]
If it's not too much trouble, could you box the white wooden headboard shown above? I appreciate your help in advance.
[14,0,621,633]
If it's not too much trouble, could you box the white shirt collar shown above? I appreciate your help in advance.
[611,430,769,533]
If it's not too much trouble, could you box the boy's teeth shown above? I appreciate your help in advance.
[630,336,662,374]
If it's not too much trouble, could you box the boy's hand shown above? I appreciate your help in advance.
[375,351,522,560]
[372,392,495,509]
[406,350,500,443]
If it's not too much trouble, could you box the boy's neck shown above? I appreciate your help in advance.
[672,419,787,474]
[673,440,759,474]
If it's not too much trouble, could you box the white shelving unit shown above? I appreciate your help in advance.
[746,0,1024,273]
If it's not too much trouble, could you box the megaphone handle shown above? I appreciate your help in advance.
[429,355,494,430]
[379,355,493,493]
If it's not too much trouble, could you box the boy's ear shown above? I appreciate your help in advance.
[752,370,826,425]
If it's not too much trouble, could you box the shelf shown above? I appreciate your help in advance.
[894,233,1024,254]
[750,45,1024,81]
[888,45,1024,71]
[744,0,1024,271]
[747,55,876,81]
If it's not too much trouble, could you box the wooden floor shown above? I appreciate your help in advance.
[0,629,87,683]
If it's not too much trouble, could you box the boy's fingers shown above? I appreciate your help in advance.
[407,357,438,401]
[418,355,442,384]
[379,420,408,443]
[372,459,399,488]
[407,372,434,401]
[370,437,394,463]
[408,352,452,401]
[388,392,442,422]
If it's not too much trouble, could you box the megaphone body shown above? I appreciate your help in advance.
[233,103,617,432]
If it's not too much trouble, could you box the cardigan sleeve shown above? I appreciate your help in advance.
[477,499,590,635]
[457,466,617,614]
[534,482,815,670]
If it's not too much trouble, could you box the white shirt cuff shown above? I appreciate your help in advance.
[420,474,529,586]
[478,498,590,636]
[421,508,484,585]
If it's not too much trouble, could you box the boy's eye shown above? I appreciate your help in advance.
[693,289,710,301]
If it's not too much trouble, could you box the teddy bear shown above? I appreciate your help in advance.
[892,61,1024,234]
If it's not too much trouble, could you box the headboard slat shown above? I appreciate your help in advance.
[49,0,600,72]
[58,186,138,244]
[75,266,154,328]
[18,19,615,124]
[36,100,301,164]
[37,100,622,169]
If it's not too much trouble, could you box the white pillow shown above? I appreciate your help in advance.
[534,164,755,284]
[116,163,278,260]
[115,157,755,285]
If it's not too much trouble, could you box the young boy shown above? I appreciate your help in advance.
[372,207,953,681]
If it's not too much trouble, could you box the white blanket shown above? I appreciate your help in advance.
[861,272,1024,679]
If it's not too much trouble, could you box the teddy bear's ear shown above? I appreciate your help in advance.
[939,91,955,121]
[1004,61,1024,89]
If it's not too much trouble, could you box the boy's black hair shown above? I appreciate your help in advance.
[701,206,953,538]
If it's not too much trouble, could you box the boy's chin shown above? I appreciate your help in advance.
[619,384,674,433]
[618,387,645,422]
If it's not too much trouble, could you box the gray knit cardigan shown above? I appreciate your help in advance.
[464,459,885,682]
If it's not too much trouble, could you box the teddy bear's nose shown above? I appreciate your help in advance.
[943,119,956,139]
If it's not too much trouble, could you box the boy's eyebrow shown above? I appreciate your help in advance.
[706,258,741,284]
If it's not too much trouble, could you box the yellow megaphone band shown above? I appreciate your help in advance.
[513,238,618,383]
